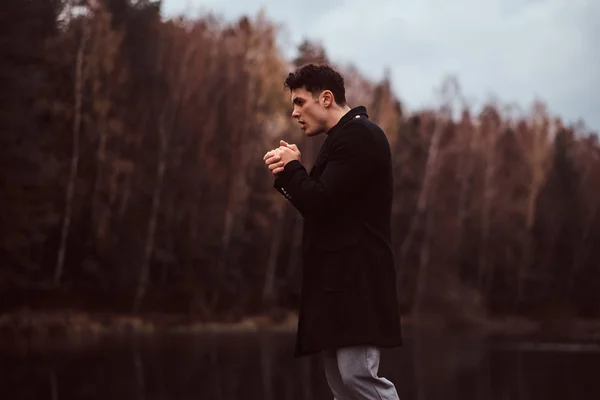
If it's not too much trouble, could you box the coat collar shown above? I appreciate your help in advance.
[326,106,369,136]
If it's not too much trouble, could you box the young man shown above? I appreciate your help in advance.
[263,64,402,400]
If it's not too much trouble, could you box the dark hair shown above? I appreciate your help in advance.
[284,63,347,106]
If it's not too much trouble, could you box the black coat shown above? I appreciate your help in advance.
[273,106,402,358]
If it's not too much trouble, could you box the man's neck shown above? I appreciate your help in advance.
[326,105,352,131]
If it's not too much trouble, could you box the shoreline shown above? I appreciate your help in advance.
[1,309,600,348]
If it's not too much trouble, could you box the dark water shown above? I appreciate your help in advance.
[2,332,600,399]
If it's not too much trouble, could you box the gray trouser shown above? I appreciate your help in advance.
[322,346,400,400]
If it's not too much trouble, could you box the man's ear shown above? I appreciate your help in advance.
[321,90,334,108]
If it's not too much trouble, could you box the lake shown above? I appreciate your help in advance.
[2,332,600,399]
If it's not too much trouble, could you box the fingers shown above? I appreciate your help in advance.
[268,160,284,172]
[278,145,297,154]
[278,141,299,154]
[265,154,280,166]
[264,147,283,161]
[264,144,291,177]
[265,141,296,162]
[263,150,276,161]
[268,160,281,170]
[279,140,297,151]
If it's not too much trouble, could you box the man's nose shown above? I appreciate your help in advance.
[291,108,300,119]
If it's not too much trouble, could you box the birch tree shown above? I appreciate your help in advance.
[54,4,90,285]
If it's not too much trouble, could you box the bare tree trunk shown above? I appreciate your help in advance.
[569,202,598,293]
[89,9,118,244]
[54,19,90,285]
[134,121,167,312]
[216,209,234,271]
[214,148,256,278]
[400,121,442,263]
[92,114,108,240]
[216,77,256,273]
[285,212,303,281]
[262,202,285,305]
[478,132,496,296]
[414,202,435,318]
[456,120,475,249]
[401,122,443,320]
[228,140,262,275]
[518,126,550,302]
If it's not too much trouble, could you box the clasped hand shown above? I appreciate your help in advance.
[263,140,301,176]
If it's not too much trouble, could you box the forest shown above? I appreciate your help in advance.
[2,0,599,336]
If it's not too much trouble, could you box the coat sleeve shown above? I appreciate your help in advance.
[273,122,377,217]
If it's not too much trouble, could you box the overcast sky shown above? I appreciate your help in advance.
[162,0,599,132]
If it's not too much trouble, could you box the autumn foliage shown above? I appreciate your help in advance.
[1,1,599,325]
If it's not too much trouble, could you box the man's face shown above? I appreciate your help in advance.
[290,87,327,137]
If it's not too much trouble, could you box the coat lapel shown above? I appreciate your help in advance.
[309,137,331,177]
